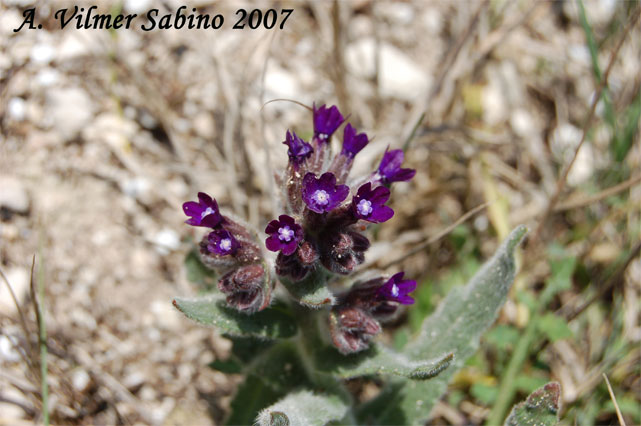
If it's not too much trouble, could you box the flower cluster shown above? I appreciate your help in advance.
[182,103,417,353]
[182,193,271,312]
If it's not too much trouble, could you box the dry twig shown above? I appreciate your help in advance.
[603,373,627,426]
[532,8,641,244]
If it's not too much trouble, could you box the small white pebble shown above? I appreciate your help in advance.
[7,97,26,121]
[153,229,180,254]
[0,335,21,362]
[72,369,91,391]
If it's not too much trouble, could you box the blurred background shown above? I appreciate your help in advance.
[0,0,639,424]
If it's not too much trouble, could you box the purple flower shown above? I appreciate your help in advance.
[265,215,304,255]
[341,124,369,158]
[352,183,394,223]
[182,192,223,228]
[302,172,349,214]
[283,130,313,167]
[207,229,239,256]
[377,148,416,184]
[376,272,416,305]
[313,103,344,143]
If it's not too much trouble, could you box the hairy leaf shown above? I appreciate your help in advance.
[256,390,348,426]
[225,342,311,425]
[316,344,453,380]
[281,271,335,308]
[504,382,561,426]
[226,375,281,425]
[359,225,527,424]
[173,294,297,339]
[227,335,275,364]
[184,249,218,290]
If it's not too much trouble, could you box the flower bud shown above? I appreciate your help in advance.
[341,273,415,321]
[329,306,381,354]
[217,264,272,313]
[297,240,319,266]
[369,300,399,321]
[276,252,310,282]
[320,230,370,275]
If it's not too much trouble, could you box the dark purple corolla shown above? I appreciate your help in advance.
[341,123,369,158]
[377,148,416,184]
[182,192,223,228]
[265,215,304,255]
[313,104,344,143]
[283,130,313,167]
[352,183,394,223]
[376,272,416,304]
[302,172,349,214]
[207,229,239,256]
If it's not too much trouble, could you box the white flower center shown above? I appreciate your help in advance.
[278,226,294,242]
[201,207,215,219]
[312,190,330,206]
[219,238,232,252]
[391,284,399,297]
[357,199,373,216]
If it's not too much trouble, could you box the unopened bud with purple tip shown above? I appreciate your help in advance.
[310,104,345,173]
[341,123,369,158]
[313,104,344,144]
[329,124,370,182]
[375,148,416,185]
[283,130,313,169]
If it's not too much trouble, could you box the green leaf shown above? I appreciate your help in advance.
[359,225,527,425]
[225,342,311,425]
[485,325,521,351]
[514,375,550,394]
[577,0,616,131]
[226,375,282,426]
[256,391,349,426]
[537,313,573,342]
[316,344,453,380]
[504,382,561,426]
[281,270,335,308]
[184,249,218,290]
[409,256,481,332]
[173,294,297,339]
[227,335,275,364]
[471,382,498,405]
[543,251,576,303]
[248,342,311,391]
[208,358,243,374]
[613,90,641,162]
